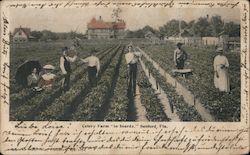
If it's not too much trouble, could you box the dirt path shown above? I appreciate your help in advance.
[139,48,214,121]
[139,59,180,121]
[134,84,148,122]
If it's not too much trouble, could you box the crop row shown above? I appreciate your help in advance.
[10,45,120,120]
[104,55,129,121]
[10,45,114,118]
[137,63,170,121]
[142,43,240,121]
[10,43,110,93]
[141,56,203,121]
[10,45,116,110]
[72,47,124,121]
[34,45,122,121]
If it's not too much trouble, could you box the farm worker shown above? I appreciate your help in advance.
[27,68,40,87]
[81,49,100,87]
[125,44,141,96]
[174,42,188,69]
[60,47,78,91]
[38,64,56,90]
[213,47,230,92]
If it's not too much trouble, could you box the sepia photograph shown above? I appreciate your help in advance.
[8,6,241,122]
[1,0,249,154]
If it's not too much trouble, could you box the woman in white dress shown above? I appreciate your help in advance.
[213,47,230,92]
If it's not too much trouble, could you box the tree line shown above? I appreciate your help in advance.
[29,15,240,40]
[126,15,240,38]
[30,30,86,41]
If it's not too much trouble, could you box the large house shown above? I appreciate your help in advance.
[87,16,126,39]
[12,26,34,43]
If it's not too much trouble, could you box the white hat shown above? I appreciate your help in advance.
[216,47,223,52]
[43,64,55,70]
[70,46,75,51]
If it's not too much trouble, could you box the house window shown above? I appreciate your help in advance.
[18,31,22,35]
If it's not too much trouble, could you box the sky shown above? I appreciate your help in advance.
[10,7,240,33]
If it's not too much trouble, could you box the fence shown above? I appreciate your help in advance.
[164,36,241,52]
[139,48,215,121]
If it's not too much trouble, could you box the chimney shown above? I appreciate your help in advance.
[99,16,102,21]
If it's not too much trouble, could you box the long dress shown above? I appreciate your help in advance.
[213,55,230,92]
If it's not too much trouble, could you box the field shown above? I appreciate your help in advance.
[10,39,240,122]
[139,42,240,121]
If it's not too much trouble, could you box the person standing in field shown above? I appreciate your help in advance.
[60,47,77,91]
[174,42,188,69]
[213,47,230,92]
[81,49,100,87]
[125,44,141,96]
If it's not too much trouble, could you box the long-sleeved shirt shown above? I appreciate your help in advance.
[60,55,77,74]
[174,48,187,63]
[40,73,56,88]
[125,51,141,65]
[81,56,100,72]
[27,73,39,86]
[214,55,229,71]
[213,54,230,92]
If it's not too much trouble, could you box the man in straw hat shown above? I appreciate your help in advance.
[213,47,230,92]
[174,42,188,69]
[60,46,78,91]
[125,43,141,96]
[81,49,100,87]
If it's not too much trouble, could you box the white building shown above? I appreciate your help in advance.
[202,37,220,46]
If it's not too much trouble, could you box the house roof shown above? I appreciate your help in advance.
[87,17,126,29]
[13,27,31,37]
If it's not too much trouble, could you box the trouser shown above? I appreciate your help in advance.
[88,66,97,87]
[62,73,70,91]
[176,60,185,69]
[128,63,137,95]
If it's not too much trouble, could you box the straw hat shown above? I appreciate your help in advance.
[216,47,223,52]
[62,47,68,52]
[70,46,75,51]
[43,64,55,70]
[176,42,183,47]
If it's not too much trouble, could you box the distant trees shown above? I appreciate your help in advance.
[29,14,240,40]
[30,31,43,40]
[224,22,240,37]
[40,30,58,41]
[127,15,240,38]
[126,25,159,38]
[193,17,213,37]
[210,15,224,37]
[29,30,86,41]
[159,20,188,37]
